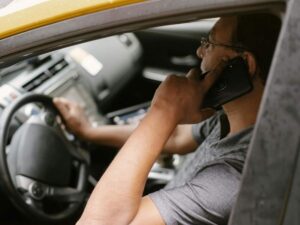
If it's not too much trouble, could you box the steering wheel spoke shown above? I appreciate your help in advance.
[15,174,88,214]
[16,175,50,200]
[47,186,87,203]
[23,193,44,211]
[15,167,87,203]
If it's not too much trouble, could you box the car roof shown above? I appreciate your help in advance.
[0,0,285,68]
[0,0,144,40]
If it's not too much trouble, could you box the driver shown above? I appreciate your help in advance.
[54,13,281,225]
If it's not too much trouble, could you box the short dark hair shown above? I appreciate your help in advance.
[232,13,281,83]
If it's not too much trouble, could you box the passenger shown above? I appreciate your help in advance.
[54,13,281,225]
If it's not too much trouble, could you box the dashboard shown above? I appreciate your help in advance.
[0,33,142,121]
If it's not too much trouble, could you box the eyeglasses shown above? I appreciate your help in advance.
[200,37,247,52]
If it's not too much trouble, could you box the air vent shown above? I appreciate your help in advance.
[23,58,68,91]
[48,58,69,75]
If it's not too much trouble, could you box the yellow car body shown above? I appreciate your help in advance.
[0,0,144,39]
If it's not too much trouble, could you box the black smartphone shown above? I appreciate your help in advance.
[202,56,253,109]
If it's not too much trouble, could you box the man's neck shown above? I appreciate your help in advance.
[222,80,264,135]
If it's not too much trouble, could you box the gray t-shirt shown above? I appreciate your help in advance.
[149,111,253,225]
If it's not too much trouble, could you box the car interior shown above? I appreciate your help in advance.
[3,0,300,223]
[0,18,218,224]
[5,0,300,223]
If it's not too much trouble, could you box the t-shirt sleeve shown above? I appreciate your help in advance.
[192,112,221,145]
[149,163,241,225]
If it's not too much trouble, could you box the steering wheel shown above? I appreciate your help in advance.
[0,93,89,224]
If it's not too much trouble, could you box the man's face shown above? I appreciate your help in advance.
[197,17,239,73]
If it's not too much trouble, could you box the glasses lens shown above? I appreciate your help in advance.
[201,37,209,49]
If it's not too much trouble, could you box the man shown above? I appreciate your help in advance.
[54,13,280,225]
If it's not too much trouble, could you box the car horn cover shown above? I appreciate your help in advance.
[8,122,72,186]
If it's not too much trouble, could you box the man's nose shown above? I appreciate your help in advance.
[196,46,204,59]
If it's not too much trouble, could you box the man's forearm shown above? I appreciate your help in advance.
[84,124,137,148]
[85,124,197,155]
[77,107,177,225]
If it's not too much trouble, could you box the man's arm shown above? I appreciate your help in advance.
[54,98,202,154]
[75,63,226,225]
[77,105,177,225]
[83,123,199,154]
[164,124,198,154]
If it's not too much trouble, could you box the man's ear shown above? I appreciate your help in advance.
[243,51,257,78]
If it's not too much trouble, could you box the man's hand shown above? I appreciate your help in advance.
[150,59,228,124]
[53,98,93,140]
